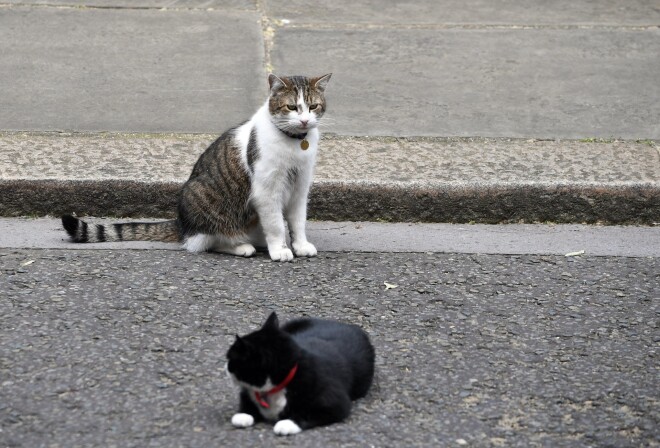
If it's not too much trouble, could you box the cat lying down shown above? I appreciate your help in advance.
[226,312,375,435]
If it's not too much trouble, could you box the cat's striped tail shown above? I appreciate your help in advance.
[61,215,180,243]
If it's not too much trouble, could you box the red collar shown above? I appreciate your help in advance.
[254,364,298,408]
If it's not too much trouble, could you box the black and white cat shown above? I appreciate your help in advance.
[226,312,375,435]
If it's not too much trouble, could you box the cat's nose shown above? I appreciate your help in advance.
[300,120,308,127]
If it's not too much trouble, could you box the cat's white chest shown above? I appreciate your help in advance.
[253,389,287,421]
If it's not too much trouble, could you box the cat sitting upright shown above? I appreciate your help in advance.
[226,312,375,436]
[61,74,331,262]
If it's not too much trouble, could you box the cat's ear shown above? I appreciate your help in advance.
[263,312,280,330]
[268,74,288,94]
[234,334,247,349]
[311,73,332,92]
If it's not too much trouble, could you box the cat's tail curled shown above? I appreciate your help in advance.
[61,215,180,243]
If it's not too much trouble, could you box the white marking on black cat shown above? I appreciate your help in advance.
[255,388,288,421]
[228,375,289,421]
[274,419,302,436]
[226,312,375,435]
[231,413,254,428]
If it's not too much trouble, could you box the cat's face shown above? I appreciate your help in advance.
[226,312,297,389]
[268,74,331,134]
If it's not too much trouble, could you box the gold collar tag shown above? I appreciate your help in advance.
[300,139,309,150]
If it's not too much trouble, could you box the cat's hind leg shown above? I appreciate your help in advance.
[211,235,256,257]
[216,243,257,257]
[281,389,351,433]
[182,233,256,257]
[182,233,215,252]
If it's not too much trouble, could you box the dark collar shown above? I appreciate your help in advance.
[280,129,308,140]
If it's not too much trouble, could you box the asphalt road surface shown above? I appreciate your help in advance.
[1,243,657,447]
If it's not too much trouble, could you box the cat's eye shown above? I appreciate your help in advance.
[309,104,319,111]
[286,105,297,111]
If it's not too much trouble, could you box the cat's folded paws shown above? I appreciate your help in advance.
[292,241,317,258]
[231,413,255,428]
[273,419,302,436]
[269,247,294,262]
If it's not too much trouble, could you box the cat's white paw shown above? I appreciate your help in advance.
[269,247,294,262]
[292,241,317,258]
[273,419,302,436]
[232,243,257,257]
[214,243,256,257]
[231,413,255,428]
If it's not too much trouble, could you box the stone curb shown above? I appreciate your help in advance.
[1,132,658,224]
[1,179,658,225]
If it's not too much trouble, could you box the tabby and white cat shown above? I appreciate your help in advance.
[226,312,375,436]
[62,73,331,262]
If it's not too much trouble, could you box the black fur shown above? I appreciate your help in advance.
[96,224,106,242]
[80,220,89,243]
[113,223,123,241]
[61,214,78,238]
[226,312,375,432]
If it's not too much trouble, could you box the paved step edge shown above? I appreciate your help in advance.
[1,179,658,224]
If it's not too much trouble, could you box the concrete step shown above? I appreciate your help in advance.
[1,131,658,224]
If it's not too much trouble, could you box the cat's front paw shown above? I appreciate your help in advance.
[274,419,302,436]
[292,241,317,258]
[231,413,255,428]
[269,246,294,262]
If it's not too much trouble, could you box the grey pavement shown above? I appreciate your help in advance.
[1,248,658,447]
[0,5,265,133]
[2,218,660,258]
[2,1,659,137]
[0,1,659,223]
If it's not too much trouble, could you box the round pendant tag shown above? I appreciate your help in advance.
[300,139,309,150]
